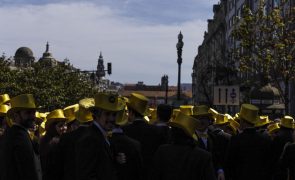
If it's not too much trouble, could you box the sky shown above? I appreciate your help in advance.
[0,0,219,85]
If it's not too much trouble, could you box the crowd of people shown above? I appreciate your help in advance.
[0,92,294,180]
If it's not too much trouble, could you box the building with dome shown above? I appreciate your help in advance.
[38,42,59,67]
[14,47,35,67]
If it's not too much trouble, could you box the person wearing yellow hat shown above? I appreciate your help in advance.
[255,115,271,135]
[227,104,272,180]
[63,104,79,133]
[109,102,143,180]
[151,112,216,180]
[267,122,280,140]
[123,93,162,178]
[0,94,41,180]
[57,98,94,180]
[0,93,10,106]
[75,92,125,180]
[0,104,10,137]
[39,108,67,180]
[271,115,295,180]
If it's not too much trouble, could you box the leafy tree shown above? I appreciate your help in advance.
[232,1,295,113]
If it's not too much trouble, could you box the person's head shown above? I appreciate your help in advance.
[192,105,214,132]
[0,94,10,106]
[91,92,125,131]
[92,108,117,131]
[7,94,37,129]
[45,109,67,136]
[63,104,79,132]
[157,104,172,123]
[236,104,260,130]
[126,93,149,122]
[11,109,36,129]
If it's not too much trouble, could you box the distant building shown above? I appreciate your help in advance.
[121,80,192,108]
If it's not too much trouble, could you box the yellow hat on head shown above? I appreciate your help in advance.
[35,111,47,123]
[127,93,149,116]
[280,116,295,129]
[63,104,79,123]
[148,108,157,124]
[255,116,270,127]
[214,114,229,125]
[0,94,10,105]
[192,105,212,117]
[168,112,200,141]
[116,105,129,126]
[0,104,10,117]
[45,109,67,130]
[209,108,219,120]
[236,104,259,124]
[92,92,125,112]
[180,105,193,116]
[267,123,280,134]
[76,98,94,123]
[7,94,37,118]
[170,109,180,121]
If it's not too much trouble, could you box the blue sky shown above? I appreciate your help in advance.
[0,0,219,85]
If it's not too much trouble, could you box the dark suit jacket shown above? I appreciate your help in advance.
[150,143,216,180]
[110,132,143,180]
[0,125,39,180]
[39,134,61,180]
[123,120,162,177]
[280,143,295,180]
[271,128,293,180]
[226,128,272,180]
[57,126,89,180]
[75,124,117,180]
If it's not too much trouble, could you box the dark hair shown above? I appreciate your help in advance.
[170,127,197,147]
[91,108,103,119]
[128,107,144,118]
[157,104,172,122]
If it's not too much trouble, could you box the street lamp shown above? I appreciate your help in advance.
[176,31,184,100]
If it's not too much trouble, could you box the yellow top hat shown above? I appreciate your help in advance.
[127,93,149,116]
[63,104,79,123]
[0,104,10,117]
[267,123,280,134]
[92,93,125,112]
[192,105,212,117]
[280,116,295,129]
[170,109,180,121]
[255,116,270,127]
[76,98,94,123]
[116,105,129,126]
[168,112,199,141]
[214,114,229,125]
[7,94,37,118]
[0,94,10,105]
[45,109,67,130]
[148,108,157,124]
[180,105,193,116]
[209,108,219,120]
[236,104,259,124]
[35,111,47,123]
[39,121,46,136]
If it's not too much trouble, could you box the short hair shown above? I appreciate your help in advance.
[157,104,172,122]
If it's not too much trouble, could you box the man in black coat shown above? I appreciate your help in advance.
[271,116,295,180]
[75,93,125,180]
[123,93,161,178]
[0,94,41,180]
[154,104,172,144]
[226,104,272,180]
[150,112,216,180]
[57,98,94,180]
[280,142,295,180]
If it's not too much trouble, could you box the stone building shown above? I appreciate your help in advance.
[14,47,35,67]
[192,0,228,106]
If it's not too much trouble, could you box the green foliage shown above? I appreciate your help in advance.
[0,57,97,111]
[232,1,295,112]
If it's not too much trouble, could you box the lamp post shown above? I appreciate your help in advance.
[163,75,169,104]
[176,31,184,100]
